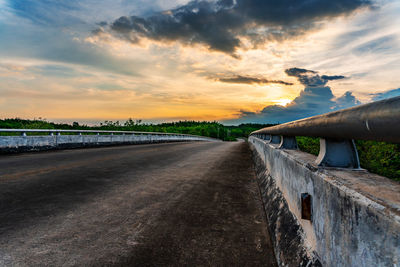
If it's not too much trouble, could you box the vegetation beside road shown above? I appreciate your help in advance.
[1,118,398,181]
[297,136,400,182]
[0,118,272,141]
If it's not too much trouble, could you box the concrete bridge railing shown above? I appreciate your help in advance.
[249,96,400,266]
[0,129,218,153]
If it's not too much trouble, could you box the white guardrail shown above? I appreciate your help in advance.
[0,129,219,152]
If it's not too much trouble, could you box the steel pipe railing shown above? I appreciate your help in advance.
[0,129,217,140]
[250,96,400,168]
[0,129,219,142]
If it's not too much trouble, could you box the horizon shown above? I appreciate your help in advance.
[1,0,399,124]
[0,116,275,127]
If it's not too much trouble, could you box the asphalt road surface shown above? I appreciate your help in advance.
[0,141,277,266]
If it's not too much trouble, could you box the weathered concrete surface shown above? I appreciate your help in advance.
[0,134,214,154]
[249,136,400,267]
[251,145,320,267]
[0,141,277,266]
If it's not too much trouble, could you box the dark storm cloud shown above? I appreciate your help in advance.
[285,67,346,87]
[321,75,346,80]
[215,75,293,86]
[284,67,317,76]
[225,67,359,124]
[105,0,372,54]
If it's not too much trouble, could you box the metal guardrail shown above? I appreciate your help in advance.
[250,96,400,168]
[0,128,215,139]
[0,129,219,153]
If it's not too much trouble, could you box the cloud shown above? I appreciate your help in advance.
[321,75,346,81]
[284,67,317,76]
[1,1,162,78]
[371,88,400,101]
[213,75,293,86]
[334,91,361,109]
[285,67,347,87]
[105,0,372,55]
[6,0,187,27]
[353,34,398,55]
[225,67,360,124]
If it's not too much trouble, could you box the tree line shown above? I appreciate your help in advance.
[0,118,398,181]
[0,118,273,141]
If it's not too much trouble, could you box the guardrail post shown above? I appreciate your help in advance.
[315,138,360,168]
[261,134,271,141]
[21,132,27,137]
[279,136,298,149]
[49,132,54,136]
[269,135,281,144]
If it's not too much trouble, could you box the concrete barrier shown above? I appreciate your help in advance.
[0,131,216,153]
[249,136,400,267]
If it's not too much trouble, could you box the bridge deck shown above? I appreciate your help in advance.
[0,141,276,266]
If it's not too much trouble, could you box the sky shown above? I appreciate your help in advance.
[0,0,399,125]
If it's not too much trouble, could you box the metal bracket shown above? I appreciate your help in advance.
[262,134,271,141]
[315,138,360,168]
[301,193,312,221]
[279,136,298,149]
[269,135,281,144]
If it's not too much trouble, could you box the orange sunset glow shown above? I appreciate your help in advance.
[0,0,399,124]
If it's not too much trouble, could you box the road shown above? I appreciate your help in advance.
[0,141,277,266]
